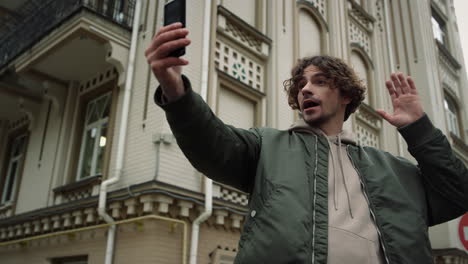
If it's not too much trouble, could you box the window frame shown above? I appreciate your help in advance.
[68,79,118,185]
[215,69,265,129]
[431,7,450,49]
[444,93,462,138]
[76,91,112,181]
[0,127,29,208]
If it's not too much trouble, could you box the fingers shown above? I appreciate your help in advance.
[145,23,191,74]
[145,28,189,57]
[397,73,410,94]
[407,76,418,94]
[385,80,396,100]
[155,22,184,39]
[390,73,402,96]
[387,72,415,97]
[151,57,189,72]
[148,37,191,61]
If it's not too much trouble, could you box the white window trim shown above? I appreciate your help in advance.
[1,134,26,204]
[444,97,460,137]
[76,92,111,181]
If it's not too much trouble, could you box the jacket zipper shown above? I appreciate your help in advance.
[346,145,391,264]
[311,135,319,264]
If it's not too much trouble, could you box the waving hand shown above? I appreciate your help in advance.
[376,73,425,128]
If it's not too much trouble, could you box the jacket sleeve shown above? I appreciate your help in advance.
[399,114,468,226]
[154,75,261,193]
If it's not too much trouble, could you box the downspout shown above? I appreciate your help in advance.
[383,0,405,157]
[189,0,213,263]
[98,1,142,264]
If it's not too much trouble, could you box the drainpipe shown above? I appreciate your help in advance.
[189,0,213,263]
[383,0,405,157]
[97,1,142,264]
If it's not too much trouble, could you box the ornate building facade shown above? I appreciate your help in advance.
[0,0,467,263]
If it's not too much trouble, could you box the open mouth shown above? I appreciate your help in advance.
[303,99,320,111]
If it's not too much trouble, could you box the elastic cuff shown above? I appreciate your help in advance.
[398,114,438,148]
[154,75,192,108]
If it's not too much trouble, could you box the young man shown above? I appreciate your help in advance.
[145,23,468,263]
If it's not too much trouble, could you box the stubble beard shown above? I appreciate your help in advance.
[302,108,339,129]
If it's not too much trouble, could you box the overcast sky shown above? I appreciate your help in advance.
[454,0,468,72]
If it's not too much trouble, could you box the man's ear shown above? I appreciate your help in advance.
[342,96,352,105]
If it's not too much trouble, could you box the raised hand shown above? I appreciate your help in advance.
[376,73,424,128]
[145,22,191,102]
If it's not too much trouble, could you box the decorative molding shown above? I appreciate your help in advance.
[0,183,248,243]
[437,42,462,71]
[210,246,238,264]
[53,175,102,204]
[298,0,327,21]
[348,0,375,32]
[42,81,67,112]
[439,55,460,98]
[217,6,271,59]
[348,19,372,57]
[17,98,41,130]
[214,183,248,207]
[78,66,118,95]
[355,104,382,148]
[375,0,384,33]
[214,40,265,92]
[7,115,30,132]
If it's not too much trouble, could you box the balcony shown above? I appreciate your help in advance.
[0,0,136,71]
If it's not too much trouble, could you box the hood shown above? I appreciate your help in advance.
[288,118,357,146]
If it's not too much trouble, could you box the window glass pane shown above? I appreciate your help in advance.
[4,161,18,202]
[80,128,97,179]
[78,92,112,180]
[102,94,111,118]
[444,97,460,136]
[95,123,108,175]
[432,15,447,46]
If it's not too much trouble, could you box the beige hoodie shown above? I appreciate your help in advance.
[290,119,384,264]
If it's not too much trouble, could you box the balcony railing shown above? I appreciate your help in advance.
[0,0,135,70]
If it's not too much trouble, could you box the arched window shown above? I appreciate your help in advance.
[298,9,322,57]
[350,51,370,105]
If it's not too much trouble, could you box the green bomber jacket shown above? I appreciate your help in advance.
[154,76,468,264]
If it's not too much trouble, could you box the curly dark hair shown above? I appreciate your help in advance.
[283,55,366,121]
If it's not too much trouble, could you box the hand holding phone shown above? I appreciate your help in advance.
[164,0,186,57]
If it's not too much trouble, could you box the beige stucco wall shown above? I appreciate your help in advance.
[0,218,242,264]
[3,0,468,260]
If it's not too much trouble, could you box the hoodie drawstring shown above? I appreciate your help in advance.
[327,134,354,219]
[337,134,354,219]
[329,142,339,211]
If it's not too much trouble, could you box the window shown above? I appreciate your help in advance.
[216,73,263,129]
[1,133,27,204]
[112,0,125,23]
[350,51,371,105]
[76,92,112,180]
[444,95,461,137]
[432,13,448,47]
[298,9,322,58]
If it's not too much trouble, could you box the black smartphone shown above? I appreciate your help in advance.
[164,0,186,57]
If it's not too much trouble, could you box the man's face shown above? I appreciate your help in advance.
[297,65,350,128]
